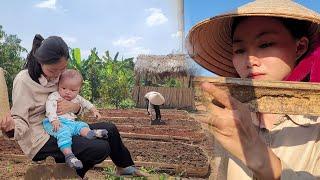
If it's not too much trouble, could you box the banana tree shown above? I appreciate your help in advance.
[99,52,135,108]
[68,48,104,101]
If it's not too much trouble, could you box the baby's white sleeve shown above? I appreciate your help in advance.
[46,93,59,122]
[76,95,94,112]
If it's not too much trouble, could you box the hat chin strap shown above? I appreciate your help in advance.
[285,35,320,82]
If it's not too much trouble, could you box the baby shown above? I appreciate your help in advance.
[42,69,108,170]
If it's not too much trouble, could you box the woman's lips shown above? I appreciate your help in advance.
[247,72,265,79]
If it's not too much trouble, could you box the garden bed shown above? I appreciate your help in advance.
[0,137,209,177]
[0,109,211,178]
[0,157,31,179]
[118,125,205,143]
[0,138,208,168]
[0,137,23,155]
[83,108,202,131]
[98,108,190,116]
[84,117,202,130]
[0,156,106,180]
[123,139,208,168]
[87,108,193,121]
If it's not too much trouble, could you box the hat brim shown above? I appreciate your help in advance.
[187,0,320,77]
[148,94,165,105]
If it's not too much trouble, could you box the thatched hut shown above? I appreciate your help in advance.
[134,54,191,88]
[133,54,195,110]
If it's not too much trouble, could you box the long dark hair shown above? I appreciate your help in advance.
[24,34,69,83]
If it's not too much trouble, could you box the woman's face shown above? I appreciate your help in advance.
[232,17,304,81]
[41,57,68,80]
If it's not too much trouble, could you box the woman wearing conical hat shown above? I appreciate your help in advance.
[144,91,165,125]
[187,0,320,179]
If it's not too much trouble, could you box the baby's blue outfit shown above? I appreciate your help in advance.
[43,116,89,150]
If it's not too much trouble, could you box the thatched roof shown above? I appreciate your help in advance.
[134,54,188,77]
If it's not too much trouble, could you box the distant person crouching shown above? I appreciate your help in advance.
[144,91,165,125]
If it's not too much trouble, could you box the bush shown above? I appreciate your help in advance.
[69,48,135,108]
[80,80,92,101]
[119,98,136,109]
[0,26,26,105]
[163,78,182,88]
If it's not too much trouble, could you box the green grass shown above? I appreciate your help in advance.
[6,161,13,173]
[103,165,176,180]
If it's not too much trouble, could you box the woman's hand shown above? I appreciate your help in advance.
[57,98,80,115]
[0,113,15,132]
[201,82,281,179]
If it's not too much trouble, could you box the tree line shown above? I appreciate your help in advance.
[0,26,135,108]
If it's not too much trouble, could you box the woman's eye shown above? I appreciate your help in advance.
[234,49,245,54]
[259,42,274,48]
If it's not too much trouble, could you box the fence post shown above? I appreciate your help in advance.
[0,67,10,118]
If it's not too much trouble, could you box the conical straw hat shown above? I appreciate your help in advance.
[186,0,320,77]
[144,91,165,105]
[0,67,10,118]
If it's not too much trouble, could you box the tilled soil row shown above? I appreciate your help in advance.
[84,117,202,130]
[0,109,211,178]
[91,109,192,120]
[0,137,208,168]
[117,124,206,142]
[0,137,209,177]
[0,137,23,155]
[98,109,190,116]
[123,139,208,168]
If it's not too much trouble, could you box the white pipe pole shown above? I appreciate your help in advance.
[177,0,184,53]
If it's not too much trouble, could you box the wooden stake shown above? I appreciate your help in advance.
[0,67,10,118]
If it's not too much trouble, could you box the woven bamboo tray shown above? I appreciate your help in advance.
[194,76,320,116]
